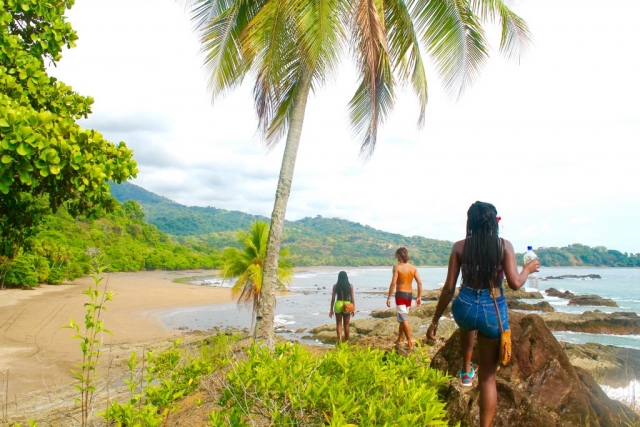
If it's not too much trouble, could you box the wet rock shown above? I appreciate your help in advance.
[562,342,640,388]
[544,274,602,280]
[508,300,555,312]
[542,311,640,335]
[371,302,451,320]
[503,285,544,300]
[546,288,576,299]
[568,295,618,307]
[295,327,307,333]
[431,312,639,426]
[307,315,458,344]
[421,289,443,301]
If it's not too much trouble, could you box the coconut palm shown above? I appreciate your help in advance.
[220,221,293,333]
[187,0,530,347]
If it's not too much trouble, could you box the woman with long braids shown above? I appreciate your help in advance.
[329,271,355,342]
[426,202,540,427]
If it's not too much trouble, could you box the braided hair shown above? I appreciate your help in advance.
[336,271,351,301]
[461,201,502,288]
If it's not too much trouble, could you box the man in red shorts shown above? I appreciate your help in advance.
[387,247,422,348]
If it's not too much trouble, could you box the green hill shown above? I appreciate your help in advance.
[110,182,453,266]
[110,182,640,268]
[110,182,266,235]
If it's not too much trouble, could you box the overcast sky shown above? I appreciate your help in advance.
[50,0,640,254]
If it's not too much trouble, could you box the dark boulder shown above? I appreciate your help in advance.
[568,295,618,307]
[430,312,639,426]
[508,300,555,312]
[545,287,576,299]
[543,311,640,335]
[562,342,640,388]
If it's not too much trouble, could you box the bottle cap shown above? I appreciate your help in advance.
[527,246,533,250]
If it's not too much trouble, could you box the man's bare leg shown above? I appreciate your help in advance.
[396,323,405,346]
[402,321,413,348]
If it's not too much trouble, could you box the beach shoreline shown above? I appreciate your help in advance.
[0,269,231,401]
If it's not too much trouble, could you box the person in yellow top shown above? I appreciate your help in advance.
[386,247,422,348]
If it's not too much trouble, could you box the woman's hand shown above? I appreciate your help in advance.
[426,323,438,340]
[329,310,334,318]
[524,258,541,274]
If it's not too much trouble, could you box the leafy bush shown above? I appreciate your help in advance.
[4,255,39,287]
[212,343,451,426]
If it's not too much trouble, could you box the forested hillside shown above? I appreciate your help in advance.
[110,183,453,266]
[2,200,220,288]
[110,182,640,268]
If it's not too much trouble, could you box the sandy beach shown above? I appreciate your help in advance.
[0,270,231,402]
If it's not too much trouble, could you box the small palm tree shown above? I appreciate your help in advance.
[220,221,293,332]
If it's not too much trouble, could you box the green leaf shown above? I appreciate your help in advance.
[49,165,61,175]
[16,143,28,156]
[1,154,11,163]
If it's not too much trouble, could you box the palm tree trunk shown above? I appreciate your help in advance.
[254,72,313,348]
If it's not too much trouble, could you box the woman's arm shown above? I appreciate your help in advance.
[502,239,540,290]
[386,265,398,307]
[329,284,337,318]
[350,284,356,317]
[426,240,463,339]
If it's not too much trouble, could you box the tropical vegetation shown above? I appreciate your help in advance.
[0,0,137,286]
[220,221,293,332]
[187,0,532,346]
[1,199,221,288]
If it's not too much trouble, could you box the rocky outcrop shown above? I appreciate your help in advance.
[543,311,640,335]
[568,295,618,307]
[306,312,458,344]
[504,286,544,300]
[546,287,576,299]
[371,301,451,320]
[509,300,555,312]
[562,342,640,388]
[544,274,602,280]
[430,312,640,426]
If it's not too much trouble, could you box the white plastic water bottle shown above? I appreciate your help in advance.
[524,246,538,278]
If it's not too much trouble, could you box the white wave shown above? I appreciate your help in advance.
[601,380,640,405]
[294,273,320,279]
[274,314,296,325]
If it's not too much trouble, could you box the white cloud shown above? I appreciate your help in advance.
[49,0,640,254]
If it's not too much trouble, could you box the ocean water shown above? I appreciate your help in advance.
[160,267,640,349]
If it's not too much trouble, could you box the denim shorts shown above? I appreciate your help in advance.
[451,285,509,339]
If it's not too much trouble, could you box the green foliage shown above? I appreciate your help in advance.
[2,197,223,287]
[526,244,640,268]
[102,352,164,427]
[211,343,451,426]
[2,252,39,287]
[0,0,137,283]
[102,334,242,426]
[63,265,115,426]
[221,221,293,330]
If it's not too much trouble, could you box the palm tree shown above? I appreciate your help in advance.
[220,221,293,333]
[187,0,530,347]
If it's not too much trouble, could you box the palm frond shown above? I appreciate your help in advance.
[496,1,531,60]
[468,0,531,59]
[416,0,489,99]
[189,0,265,99]
[296,0,349,84]
[349,0,395,157]
[242,0,306,147]
[384,0,428,127]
